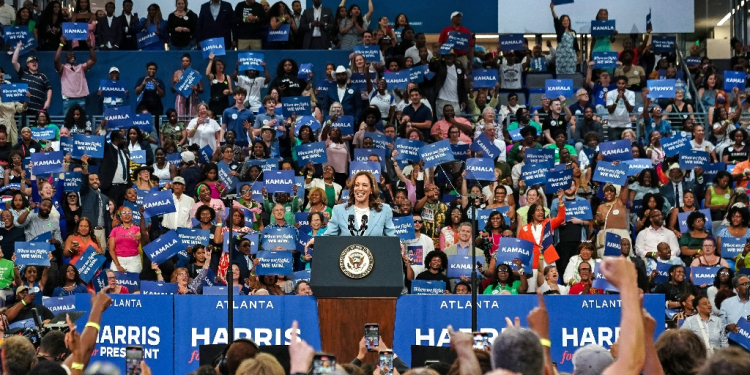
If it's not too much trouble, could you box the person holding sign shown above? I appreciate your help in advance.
[171,54,204,118]
[716,205,750,261]
[690,237,729,271]
[654,265,698,309]
[414,251,449,293]
[187,103,221,152]
[205,53,232,116]
[52,264,88,296]
[549,2,579,75]
[589,8,617,53]
[562,242,598,287]
[484,261,528,295]
[135,4,167,50]
[594,183,631,254]
[54,35,96,116]
[517,189,565,271]
[134,62,166,115]
[645,242,685,283]
[665,189,699,238]
[681,294,729,353]
[63,217,102,264]
[108,205,146,273]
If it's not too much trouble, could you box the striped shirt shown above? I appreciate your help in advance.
[14,212,62,244]
[16,68,51,113]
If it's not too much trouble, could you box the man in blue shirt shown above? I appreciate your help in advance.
[401,88,433,142]
[721,274,750,338]
[641,88,672,138]
[253,95,285,139]
[222,87,254,146]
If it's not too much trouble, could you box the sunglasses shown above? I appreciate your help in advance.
[414,219,424,223]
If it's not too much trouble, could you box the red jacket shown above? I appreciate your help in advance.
[517,203,566,269]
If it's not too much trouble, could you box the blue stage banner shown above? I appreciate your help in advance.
[115,271,141,292]
[130,150,146,164]
[446,31,470,52]
[471,133,501,160]
[353,45,381,62]
[728,318,750,351]
[592,161,628,185]
[724,70,746,91]
[721,236,745,259]
[647,79,676,99]
[76,294,173,375]
[691,266,720,286]
[132,113,154,133]
[447,255,472,278]
[411,280,446,295]
[175,67,202,98]
[261,227,296,251]
[677,208,712,233]
[545,168,573,192]
[298,63,313,80]
[590,20,616,36]
[349,160,381,179]
[393,216,416,241]
[143,230,181,265]
[565,201,593,220]
[203,286,240,295]
[14,242,51,266]
[465,158,495,181]
[450,144,470,161]
[394,138,424,162]
[99,79,128,99]
[603,232,622,257]
[385,71,410,90]
[136,30,159,48]
[521,163,548,186]
[31,151,63,174]
[524,147,555,168]
[74,246,106,283]
[140,281,177,295]
[661,133,691,157]
[1,83,29,103]
[545,79,574,98]
[328,114,354,135]
[392,295,664,373]
[495,238,534,270]
[201,37,226,59]
[295,141,328,164]
[652,36,676,53]
[62,22,88,40]
[623,158,652,175]
[255,251,294,275]
[363,132,390,150]
[72,134,105,159]
[592,52,619,69]
[103,106,133,129]
[264,170,295,193]
[143,190,176,218]
[238,52,264,72]
[173,295,321,375]
[409,67,424,83]
[31,126,56,140]
[599,139,633,161]
[679,150,709,170]
[43,295,77,314]
[267,23,290,42]
[498,34,524,52]
[281,96,311,118]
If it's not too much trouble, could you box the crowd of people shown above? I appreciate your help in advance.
[0,0,749,374]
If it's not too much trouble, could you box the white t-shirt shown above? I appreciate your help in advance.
[604,89,636,128]
[236,76,267,112]
[403,233,435,275]
[499,62,523,90]
[187,117,221,152]
[405,45,432,65]
[690,139,716,154]
[438,64,459,102]
[370,90,395,119]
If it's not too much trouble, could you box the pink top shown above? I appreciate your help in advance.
[324,139,350,174]
[205,182,224,199]
[431,118,473,144]
[190,199,226,217]
[110,225,140,258]
[60,63,90,98]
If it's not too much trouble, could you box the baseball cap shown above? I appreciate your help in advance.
[450,11,462,19]
[26,56,38,63]
[172,176,186,185]
[572,344,614,375]
[16,285,29,295]
[181,151,195,163]
[109,67,120,73]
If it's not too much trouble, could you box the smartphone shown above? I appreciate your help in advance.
[125,346,144,375]
[312,353,336,375]
[424,360,440,366]
[472,332,490,350]
[365,323,379,351]
[379,350,394,375]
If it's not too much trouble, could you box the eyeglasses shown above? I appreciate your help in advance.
[120,212,132,216]
[241,189,251,193]
[719,271,730,275]
[414,219,423,223]
[497,269,509,273]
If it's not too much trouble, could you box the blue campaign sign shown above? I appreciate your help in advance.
[217,160,239,192]
[447,255,472,278]
[409,67,424,83]
[31,126,56,140]
[175,67,202,98]
[724,70,746,91]
[394,138,424,162]
[295,212,311,232]
[450,144,470,161]
[624,158,653,175]
[521,163,548,186]
[115,271,141,292]
[298,63,313,80]
[685,56,702,66]
[603,232,622,257]
[703,162,725,182]
[60,137,74,155]
[545,168,574,192]
[294,116,322,135]
[166,153,182,167]
[136,30,159,48]
[393,216,416,241]
[447,31,470,52]
[677,208,712,233]
[316,79,336,93]
[176,228,210,248]
[30,232,51,243]
[1,83,29,103]
[295,141,328,164]
[74,246,106,283]
[552,0,575,4]
[63,172,82,193]
[3,26,28,44]
[509,129,523,142]
[411,280,446,295]
[652,262,672,284]
[661,133,691,157]
[293,270,311,284]
[43,295,77,315]
[465,158,495,181]
[14,242,51,266]
[130,150,146,164]
[385,70,410,90]
[198,145,212,165]
[471,133,501,160]
[592,262,618,292]
[31,151,64,174]
[545,79,574,98]
[143,190,176,218]
[201,37,226,59]
[590,20,616,37]
[498,34,524,52]
[143,230,181,264]
[363,132,390,150]
[349,160,381,178]
[103,106,133,129]
[256,251,294,275]
[679,150,709,169]
[99,79,127,99]
[652,36,676,53]
[281,96,311,117]
[721,236,745,259]
[340,189,349,203]
[72,134,105,159]
[133,113,154,133]
[353,45,381,62]
[565,201,593,220]
[728,318,750,351]
[524,147,556,168]
[264,170,295,194]
[0,183,20,193]
[599,139,633,161]
[476,208,496,230]
[592,52,619,69]
[62,22,88,40]
[267,23,290,42]
[495,237,534,271]
[296,231,311,254]
[238,52,264,72]
[329,114,354,135]
[647,79,676,99]
[261,227,296,250]
[592,161,628,185]
[349,73,369,91]
[419,140,455,169]
[691,266,720,286]
[140,281,177,295]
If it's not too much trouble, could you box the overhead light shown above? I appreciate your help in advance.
[718,12,731,26]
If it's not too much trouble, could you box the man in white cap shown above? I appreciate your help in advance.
[437,11,474,71]
[659,163,702,210]
[324,65,362,120]
[162,176,193,230]
[98,66,128,111]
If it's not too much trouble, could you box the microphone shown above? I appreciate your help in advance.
[348,214,356,236]
[361,214,368,228]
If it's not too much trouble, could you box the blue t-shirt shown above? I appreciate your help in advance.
[401,103,433,142]
[253,113,286,139]
[222,106,255,144]
[592,83,617,107]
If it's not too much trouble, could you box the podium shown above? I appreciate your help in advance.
[311,236,403,362]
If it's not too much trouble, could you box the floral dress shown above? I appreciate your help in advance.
[556,31,577,75]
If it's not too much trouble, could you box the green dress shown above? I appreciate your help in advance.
[483,280,522,295]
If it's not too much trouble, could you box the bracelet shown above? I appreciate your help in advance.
[59,43,64,47]
[21,300,27,306]
[71,363,85,370]
[156,271,162,275]
[539,338,551,348]
[27,207,31,212]
[82,163,89,167]
[216,223,222,227]
[85,322,100,331]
